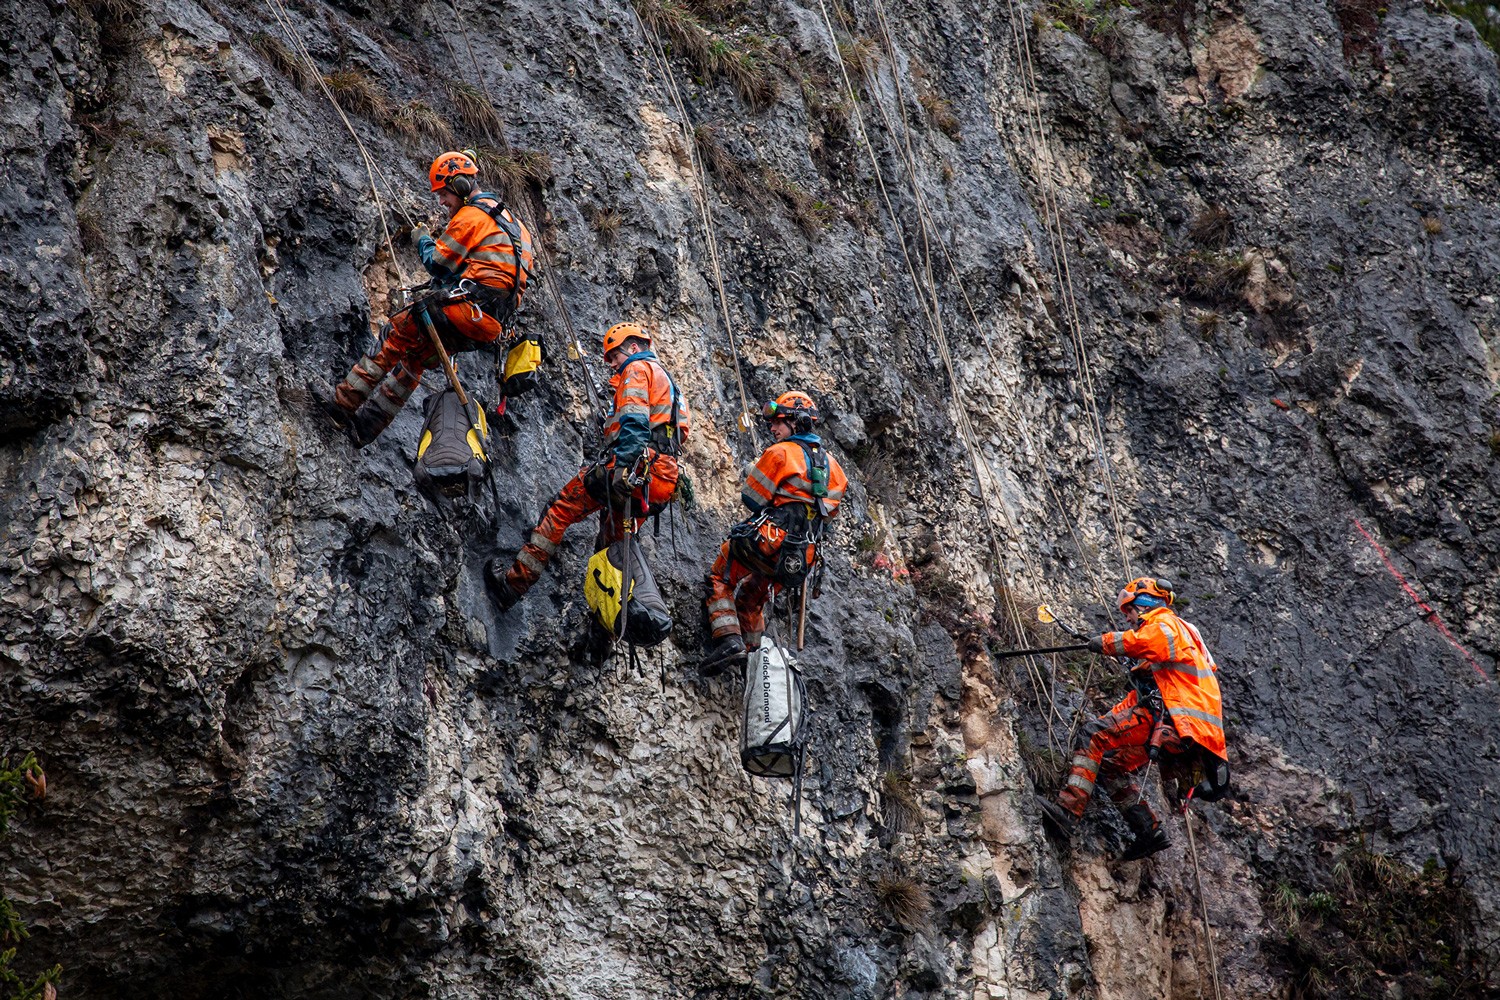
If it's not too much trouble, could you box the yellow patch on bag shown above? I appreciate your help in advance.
[584,546,629,633]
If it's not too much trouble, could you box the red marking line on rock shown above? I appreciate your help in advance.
[1352,517,1489,682]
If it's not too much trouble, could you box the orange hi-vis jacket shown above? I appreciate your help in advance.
[1100,606,1227,760]
[427,192,534,296]
[602,351,690,466]
[742,435,849,514]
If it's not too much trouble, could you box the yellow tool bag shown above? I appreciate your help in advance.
[501,334,544,397]
[583,537,672,647]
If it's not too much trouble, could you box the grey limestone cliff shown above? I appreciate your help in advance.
[2,0,1498,996]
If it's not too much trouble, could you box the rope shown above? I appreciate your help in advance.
[264,0,413,288]
[992,0,1133,579]
[854,0,1120,750]
[1183,802,1226,1000]
[814,0,1080,756]
[866,0,1113,617]
[632,5,761,450]
[439,3,606,416]
[812,0,1004,573]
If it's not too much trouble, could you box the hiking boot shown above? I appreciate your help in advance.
[699,634,746,677]
[311,382,382,449]
[484,558,521,613]
[345,406,388,449]
[1036,797,1077,842]
[312,382,355,430]
[1121,824,1171,861]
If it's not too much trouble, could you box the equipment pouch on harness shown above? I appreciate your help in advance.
[740,636,806,778]
[414,388,488,505]
[728,505,822,585]
[501,334,544,397]
[584,537,672,646]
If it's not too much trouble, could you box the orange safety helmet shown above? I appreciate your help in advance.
[602,321,650,356]
[762,390,819,426]
[1117,576,1175,612]
[429,151,478,192]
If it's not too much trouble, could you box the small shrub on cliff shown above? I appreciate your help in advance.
[446,81,504,138]
[590,206,623,245]
[918,91,962,141]
[1173,250,1252,304]
[324,70,388,120]
[693,124,755,196]
[486,147,553,193]
[880,771,922,835]
[873,873,931,928]
[634,0,778,109]
[249,31,308,89]
[1189,204,1235,248]
[1048,0,1127,59]
[391,100,453,146]
[836,37,878,83]
[1266,842,1500,999]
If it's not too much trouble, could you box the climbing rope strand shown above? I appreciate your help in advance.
[813,0,1005,575]
[861,0,1114,618]
[633,7,761,450]
[818,0,1079,756]
[264,0,411,289]
[447,0,501,124]
[994,0,1133,578]
[1184,805,1227,1000]
[833,0,1078,747]
[869,0,1111,614]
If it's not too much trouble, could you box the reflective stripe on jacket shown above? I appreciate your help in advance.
[603,350,690,464]
[419,192,534,296]
[741,434,848,514]
[1100,606,1227,760]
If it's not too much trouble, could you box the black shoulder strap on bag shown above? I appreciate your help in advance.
[793,439,832,518]
[468,195,531,322]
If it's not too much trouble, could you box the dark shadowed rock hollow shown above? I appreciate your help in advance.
[2,0,1498,995]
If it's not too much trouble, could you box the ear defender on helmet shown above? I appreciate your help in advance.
[429,150,479,193]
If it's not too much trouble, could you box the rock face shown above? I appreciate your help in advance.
[2,0,1497,996]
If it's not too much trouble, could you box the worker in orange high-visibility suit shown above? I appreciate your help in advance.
[483,322,690,611]
[1037,577,1227,861]
[700,391,849,674]
[317,151,534,446]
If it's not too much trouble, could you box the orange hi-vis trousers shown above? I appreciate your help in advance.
[1057,692,1184,826]
[334,299,506,421]
[505,457,679,596]
[704,541,778,646]
[373,299,504,379]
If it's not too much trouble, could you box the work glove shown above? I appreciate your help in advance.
[409,223,432,247]
[608,464,636,504]
[1087,635,1104,654]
